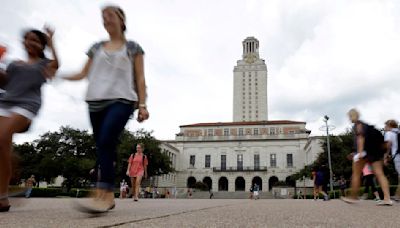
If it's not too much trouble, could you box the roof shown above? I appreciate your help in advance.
[180,120,306,128]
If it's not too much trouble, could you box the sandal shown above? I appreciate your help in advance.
[377,200,393,206]
[340,196,359,204]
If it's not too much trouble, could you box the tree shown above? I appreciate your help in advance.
[290,130,354,183]
[14,127,174,189]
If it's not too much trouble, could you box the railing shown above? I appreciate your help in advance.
[213,166,268,172]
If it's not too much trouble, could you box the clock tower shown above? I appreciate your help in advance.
[233,37,268,122]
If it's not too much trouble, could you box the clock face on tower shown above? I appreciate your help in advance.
[245,54,256,64]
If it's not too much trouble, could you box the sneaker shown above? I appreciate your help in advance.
[374,198,381,202]
[340,197,358,204]
[377,200,393,206]
[323,195,330,201]
[360,194,368,200]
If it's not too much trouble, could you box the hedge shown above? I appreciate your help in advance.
[10,187,119,198]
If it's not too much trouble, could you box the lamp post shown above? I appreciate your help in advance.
[320,115,335,197]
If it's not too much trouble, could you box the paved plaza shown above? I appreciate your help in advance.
[0,198,399,228]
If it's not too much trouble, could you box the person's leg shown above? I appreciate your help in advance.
[369,176,380,200]
[362,175,371,199]
[135,176,143,200]
[319,186,328,200]
[0,115,30,209]
[131,177,136,199]
[349,159,366,199]
[394,160,400,199]
[371,161,391,202]
[313,186,317,200]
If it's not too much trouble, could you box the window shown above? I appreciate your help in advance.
[287,154,293,167]
[207,129,213,136]
[270,128,276,135]
[254,154,260,169]
[270,154,276,167]
[254,128,259,135]
[238,128,244,136]
[190,155,195,168]
[237,154,243,170]
[224,128,229,136]
[205,155,211,168]
[221,155,226,170]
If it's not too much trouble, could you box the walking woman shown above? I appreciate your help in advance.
[126,143,148,201]
[0,27,59,212]
[65,5,149,212]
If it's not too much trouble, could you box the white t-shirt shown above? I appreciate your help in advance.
[384,129,398,157]
[86,45,138,101]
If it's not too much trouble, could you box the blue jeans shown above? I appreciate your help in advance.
[25,187,32,198]
[89,102,134,191]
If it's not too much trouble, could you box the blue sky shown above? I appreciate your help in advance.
[1,0,400,143]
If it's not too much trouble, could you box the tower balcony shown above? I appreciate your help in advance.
[212,166,268,172]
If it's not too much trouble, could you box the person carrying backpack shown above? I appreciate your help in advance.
[341,109,392,205]
[126,143,148,201]
[383,119,399,201]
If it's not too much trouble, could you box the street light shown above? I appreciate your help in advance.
[320,115,335,198]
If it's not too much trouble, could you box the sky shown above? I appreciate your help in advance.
[1,0,400,143]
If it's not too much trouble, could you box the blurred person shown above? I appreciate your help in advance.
[0,27,59,212]
[313,166,329,201]
[341,109,392,205]
[253,183,260,200]
[25,175,36,198]
[383,119,400,201]
[361,163,381,201]
[119,179,127,199]
[126,143,148,201]
[339,176,347,197]
[65,5,149,213]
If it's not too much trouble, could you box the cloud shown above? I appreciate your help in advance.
[1,0,399,143]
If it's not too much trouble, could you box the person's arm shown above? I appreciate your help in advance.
[126,158,131,176]
[133,54,149,122]
[144,156,148,179]
[63,59,92,81]
[44,27,59,79]
[384,139,392,165]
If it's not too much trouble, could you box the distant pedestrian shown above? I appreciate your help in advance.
[383,119,400,201]
[341,109,392,205]
[0,27,58,212]
[361,163,381,201]
[126,143,148,202]
[297,189,303,199]
[313,166,329,201]
[120,179,128,199]
[249,185,254,199]
[253,183,260,200]
[209,189,214,199]
[25,175,36,198]
[339,176,347,197]
[187,188,192,198]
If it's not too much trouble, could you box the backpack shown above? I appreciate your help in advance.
[363,124,385,156]
[390,131,400,160]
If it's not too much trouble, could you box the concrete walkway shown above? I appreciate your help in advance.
[0,198,399,227]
